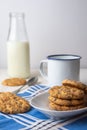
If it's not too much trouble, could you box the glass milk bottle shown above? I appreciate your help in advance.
[7,12,30,78]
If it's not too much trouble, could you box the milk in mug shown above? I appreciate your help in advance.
[7,41,30,78]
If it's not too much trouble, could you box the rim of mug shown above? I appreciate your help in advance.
[47,54,81,60]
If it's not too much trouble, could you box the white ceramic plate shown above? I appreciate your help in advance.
[30,91,87,120]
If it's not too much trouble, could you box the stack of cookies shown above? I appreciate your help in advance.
[48,79,87,111]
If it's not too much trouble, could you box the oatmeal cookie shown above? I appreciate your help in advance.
[85,87,87,94]
[2,78,26,86]
[62,79,86,90]
[0,92,30,114]
[48,86,61,98]
[48,96,84,106]
[49,86,85,99]
[49,102,85,111]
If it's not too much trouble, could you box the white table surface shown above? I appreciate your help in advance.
[0,69,47,93]
[0,68,87,93]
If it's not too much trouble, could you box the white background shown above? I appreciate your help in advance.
[0,0,87,69]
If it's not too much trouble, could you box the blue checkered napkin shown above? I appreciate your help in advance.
[0,85,87,130]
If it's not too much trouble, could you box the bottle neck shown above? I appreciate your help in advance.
[7,13,28,42]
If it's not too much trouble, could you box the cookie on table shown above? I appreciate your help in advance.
[48,96,84,106]
[2,78,26,86]
[62,79,86,90]
[0,92,30,114]
[49,86,85,100]
[49,102,85,111]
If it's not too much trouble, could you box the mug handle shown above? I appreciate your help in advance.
[40,59,48,80]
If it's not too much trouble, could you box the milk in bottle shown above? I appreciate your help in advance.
[7,13,30,78]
